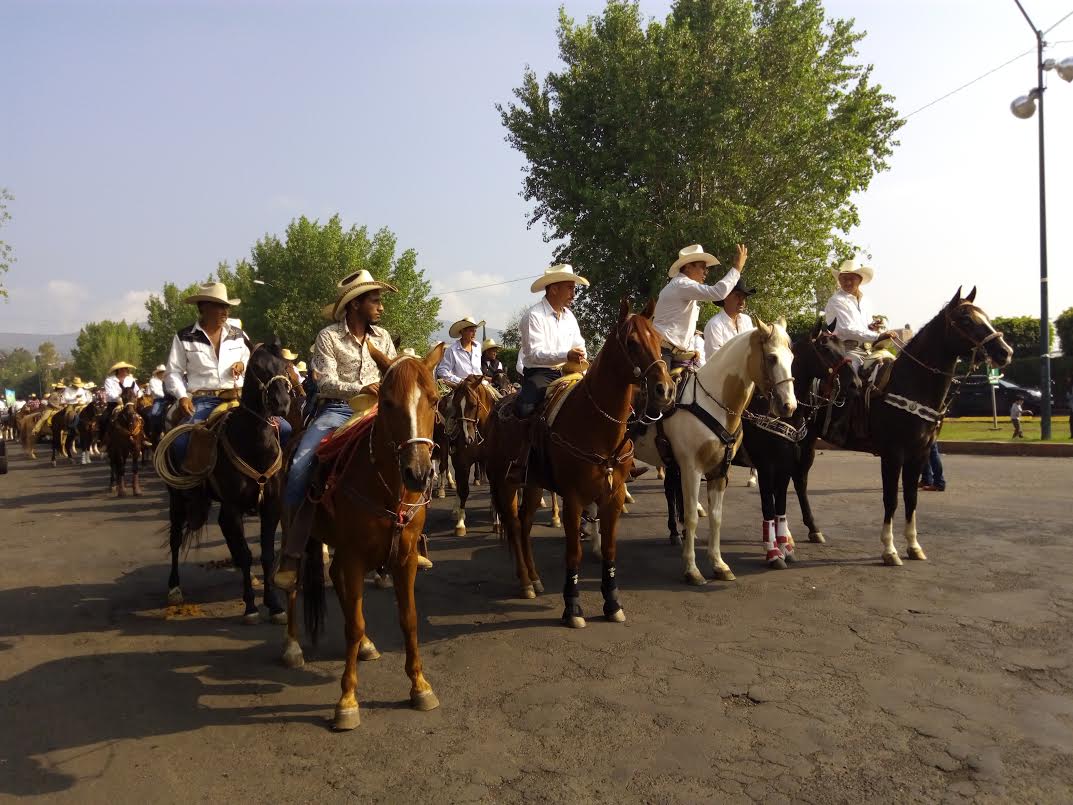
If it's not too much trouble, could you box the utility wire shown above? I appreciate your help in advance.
[435,273,538,296]
[1045,8,1073,34]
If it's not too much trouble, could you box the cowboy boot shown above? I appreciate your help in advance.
[274,499,316,593]
[775,515,795,563]
[417,533,433,570]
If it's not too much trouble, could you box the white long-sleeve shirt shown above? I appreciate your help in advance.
[62,387,91,405]
[519,297,586,370]
[104,374,141,402]
[165,321,251,399]
[824,289,876,345]
[435,340,482,384]
[149,376,166,399]
[704,311,755,361]
[652,268,741,351]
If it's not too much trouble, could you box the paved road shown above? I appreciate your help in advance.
[1,444,1072,803]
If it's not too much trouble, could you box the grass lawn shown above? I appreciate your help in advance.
[940,416,1073,442]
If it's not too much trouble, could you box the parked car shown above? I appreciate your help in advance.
[946,375,1044,417]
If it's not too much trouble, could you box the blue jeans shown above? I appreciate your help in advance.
[273,416,292,448]
[284,400,353,508]
[921,443,945,489]
[172,396,224,465]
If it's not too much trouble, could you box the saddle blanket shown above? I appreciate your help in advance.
[544,372,584,427]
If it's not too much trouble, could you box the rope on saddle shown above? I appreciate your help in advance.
[153,423,215,489]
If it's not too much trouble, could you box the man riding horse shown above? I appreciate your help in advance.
[274,269,403,591]
[436,314,485,437]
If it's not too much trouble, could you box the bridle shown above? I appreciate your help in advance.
[458,382,490,446]
[587,316,668,425]
[692,326,794,420]
[369,355,437,487]
[244,357,293,419]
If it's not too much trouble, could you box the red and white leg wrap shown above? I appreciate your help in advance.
[775,515,794,556]
[762,520,782,562]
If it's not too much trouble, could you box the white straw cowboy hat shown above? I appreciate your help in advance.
[71,377,85,387]
[448,315,485,339]
[281,348,298,361]
[831,257,874,285]
[108,361,136,374]
[668,244,721,279]
[83,382,96,390]
[400,347,417,357]
[481,338,498,352]
[530,264,590,293]
[321,269,399,321]
[184,282,241,306]
[295,360,307,372]
[153,364,166,375]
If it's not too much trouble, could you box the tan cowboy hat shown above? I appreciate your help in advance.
[184,281,241,306]
[281,348,298,361]
[400,347,417,357]
[83,382,96,390]
[52,381,66,390]
[71,377,84,387]
[449,315,485,339]
[481,338,498,352]
[321,269,399,321]
[108,361,136,374]
[153,364,166,375]
[668,244,721,279]
[530,264,590,293]
[831,257,874,285]
[295,360,307,372]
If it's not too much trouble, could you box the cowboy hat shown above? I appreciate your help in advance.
[295,360,307,372]
[400,347,417,357]
[153,364,166,374]
[108,361,136,374]
[448,316,485,339]
[184,282,241,307]
[321,270,399,321]
[281,348,298,361]
[70,377,85,387]
[52,381,66,390]
[481,338,499,352]
[831,257,874,285]
[715,278,756,307]
[530,264,590,293]
[83,382,96,390]
[668,244,721,279]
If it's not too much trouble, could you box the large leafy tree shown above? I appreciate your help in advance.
[0,347,36,390]
[499,0,901,334]
[142,280,204,368]
[72,321,145,381]
[0,188,14,299]
[1054,307,1073,357]
[990,316,1054,358]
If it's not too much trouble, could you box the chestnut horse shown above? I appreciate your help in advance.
[484,298,672,627]
[105,390,145,496]
[447,375,498,537]
[286,343,445,730]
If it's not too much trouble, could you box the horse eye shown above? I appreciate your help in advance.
[767,354,778,365]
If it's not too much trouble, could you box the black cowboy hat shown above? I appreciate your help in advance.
[715,278,756,307]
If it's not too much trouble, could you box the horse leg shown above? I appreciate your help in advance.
[115,455,126,497]
[392,554,439,712]
[774,467,795,564]
[664,464,681,545]
[167,490,185,605]
[519,485,544,594]
[880,453,903,566]
[496,482,533,597]
[549,492,561,528]
[219,504,258,622]
[282,588,304,667]
[333,554,367,730]
[131,450,142,496]
[680,461,705,585]
[452,452,469,537]
[260,496,286,623]
[756,461,785,568]
[597,486,626,623]
[704,472,734,581]
[902,459,927,561]
[794,442,825,543]
[561,495,586,629]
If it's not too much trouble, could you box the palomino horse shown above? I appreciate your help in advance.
[837,288,1011,565]
[285,343,445,731]
[633,319,797,584]
[484,298,673,627]
[50,406,79,466]
[447,375,498,536]
[158,343,293,623]
[105,391,146,496]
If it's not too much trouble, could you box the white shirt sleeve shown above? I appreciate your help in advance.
[679,268,741,303]
[824,293,876,343]
[165,334,190,399]
[435,344,463,384]
[103,375,122,402]
[521,309,569,367]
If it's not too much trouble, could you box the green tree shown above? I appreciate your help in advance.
[71,321,145,381]
[142,280,204,368]
[990,316,1054,359]
[0,347,36,390]
[498,0,901,334]
[1055,307,1073,357]
[0,188,14,299]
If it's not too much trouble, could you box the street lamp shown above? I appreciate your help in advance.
[1009,1,1073,440]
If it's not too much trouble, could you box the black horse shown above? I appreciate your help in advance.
[163,342,293,624]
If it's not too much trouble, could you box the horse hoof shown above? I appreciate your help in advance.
[621,506,629,515]
[563,615,587,629]
[454,526,466,537]
[282,642,305,668]
[531,579,544,595]
[550,516,561,528]
[883,552,903,567]
[374,573,392,589]
[540,496,547,507]
[711,567,736,582]
[358,640,381,661]
[521,585,536,600]
[270,610,288,625]
[50,460,56,468]
[767,557,787,570]
[436,488,446,499]
[809,531,826,544]
[782,551,797,564]
[624,491,635,505]
[333,705,360,731]
[473,479,481,486]
[684,569,707,586]
[417,555,433,570]
[242,611,260,625]
[410,689,440,711]
[907,546,928,561]
[606,608,626,623]
[669,533,683,546]
[167,587,183,605]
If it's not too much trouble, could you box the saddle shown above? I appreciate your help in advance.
[181,401,239,475]
[312,405,379,515]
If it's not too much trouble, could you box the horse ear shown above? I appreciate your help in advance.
[640,297,656,319]
[966,286,977,303]
[826,319,837,333]
[367,342,393,374]
[775,316,787,330]
[949,287,963,307]
[618,296,630,323]
[423,342,447,373]
[754,316,770,334]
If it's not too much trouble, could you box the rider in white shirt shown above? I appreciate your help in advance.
[823,259,899,374]
[703,279,756,360]
[437,315,486,437]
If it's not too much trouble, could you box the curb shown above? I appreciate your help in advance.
[817,439,1073,457]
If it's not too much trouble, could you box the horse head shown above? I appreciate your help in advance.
[749,317,797,418]
[455,375,490,446]
[368,341,446,493]
[943,287,1013,368]
[242,340,293,418]
[615,297,674,418]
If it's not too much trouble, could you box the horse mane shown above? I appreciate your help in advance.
[383,354,437,402]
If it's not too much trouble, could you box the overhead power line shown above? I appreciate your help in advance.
[435,274,538,296]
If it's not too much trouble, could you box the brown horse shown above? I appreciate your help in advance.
[446,375,498,536]
[50,406,78,466]
[285,342,445,730]
[484,298,673,627]
[106,395,145,496]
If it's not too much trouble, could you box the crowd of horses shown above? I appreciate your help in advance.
[2,287,1013,729]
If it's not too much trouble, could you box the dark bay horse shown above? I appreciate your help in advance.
[484,298,673,626]
[447,375,497,536]
[106,391,145,496]
[286,343,445,730]
[160,343,293,623]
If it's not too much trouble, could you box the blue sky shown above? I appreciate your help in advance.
[2,0,1072,337]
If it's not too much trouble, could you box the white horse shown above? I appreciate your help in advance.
[631,319,797,584]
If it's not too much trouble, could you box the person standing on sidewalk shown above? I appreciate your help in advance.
[920,442,946,491]
[1010,396,1029,439]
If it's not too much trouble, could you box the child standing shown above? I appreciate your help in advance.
[1010,395,1029,439]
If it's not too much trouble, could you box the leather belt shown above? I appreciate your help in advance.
[192,388,240,401]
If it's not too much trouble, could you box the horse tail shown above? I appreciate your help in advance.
[181,486,211,550]
[302,535,326,647]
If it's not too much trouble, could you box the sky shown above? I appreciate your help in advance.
[2,0,1072,338]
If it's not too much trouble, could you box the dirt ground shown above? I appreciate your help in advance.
[1,446,1072,804]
